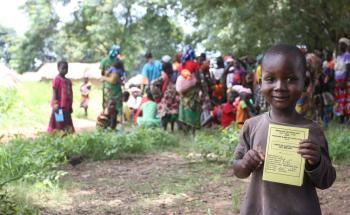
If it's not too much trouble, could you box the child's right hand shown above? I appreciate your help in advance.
[241,149,265,172]
[54,104,59,113]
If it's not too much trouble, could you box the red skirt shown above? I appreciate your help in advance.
[47,108,75,133]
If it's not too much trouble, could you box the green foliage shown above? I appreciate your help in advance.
[8,0,184,73]
[180,0,350,56]
[193,125,240,162]
[9,1,59,73]
[0,88,17,115]
[0,25,16,63]
[325,123,350,162]
[0,188,38,215]
[0,128,178,189]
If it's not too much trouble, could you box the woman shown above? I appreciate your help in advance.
[101,60,124,129]
[177,45,202,135]
[334,37,350,123]
[100,45,121,109]
[153,62,179,131]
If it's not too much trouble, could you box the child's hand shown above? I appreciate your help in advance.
[54,104,59,113]
[241,149,265,172]
[298,140,321,167]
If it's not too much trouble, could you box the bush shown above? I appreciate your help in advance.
[0,128,178,188]
[0,88,17,115]
[325,124,350,162]
[193,125,240,162]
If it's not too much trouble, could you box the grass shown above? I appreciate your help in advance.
[0,80,102,130]
[2,80,350,213]
[325,122,350,163]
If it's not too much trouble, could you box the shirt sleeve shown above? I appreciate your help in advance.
[234,120,251,160]
[305,124,336,189]
[142,64,148,78]
[52,76,60,90]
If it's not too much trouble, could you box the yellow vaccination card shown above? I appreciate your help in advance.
[262,124,309,186]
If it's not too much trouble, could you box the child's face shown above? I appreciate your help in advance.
[58,63,68,76]
[261,54,305,111]
[107,101,116,115]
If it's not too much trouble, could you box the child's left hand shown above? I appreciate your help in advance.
[298,140,321,167]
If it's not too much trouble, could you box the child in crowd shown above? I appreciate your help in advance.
[96,99,117,129]
[122,91,131,123]
[48,60,75,133]
[203,90,238,128]
[212,79,224,105]
[233,44,336,214]
[137,88,160,127]
[235,91,255,128]
[80,77,91,117]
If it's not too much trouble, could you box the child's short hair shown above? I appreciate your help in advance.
[57,60,68,68]
[123,91,130,102]
[162,62,173,76]
[112,59,124,71]
[145,87,154,101]
[262,44,306,76]
[145,52,153,59]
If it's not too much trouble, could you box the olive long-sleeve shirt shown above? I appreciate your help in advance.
[234,113,336,215]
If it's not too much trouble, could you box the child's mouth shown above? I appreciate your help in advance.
[272,96,289,101]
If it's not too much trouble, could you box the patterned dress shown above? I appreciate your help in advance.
[334,52,350,116]
[178,61,201,128]
[153,74,179,123]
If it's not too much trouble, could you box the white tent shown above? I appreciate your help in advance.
[125,74,148,89]
[0,63,20,88]
[37,62,101,80]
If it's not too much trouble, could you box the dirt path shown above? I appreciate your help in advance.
[0,118,96,143]
[41,153,350,215]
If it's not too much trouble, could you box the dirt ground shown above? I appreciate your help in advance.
[0,118,96,143]
[3,122,349,214]
[40,153,350,215]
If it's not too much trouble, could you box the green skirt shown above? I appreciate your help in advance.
[178,105,200,128]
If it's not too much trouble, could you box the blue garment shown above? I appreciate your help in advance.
[141,60,162,83]
[108,67,124,77]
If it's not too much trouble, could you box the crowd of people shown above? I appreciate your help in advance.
[47,37,350,134]
[44,40,348,214]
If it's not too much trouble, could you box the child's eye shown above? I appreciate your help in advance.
[287,77,298,82]
[264,77,274,82]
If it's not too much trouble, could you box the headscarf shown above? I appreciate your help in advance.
[181,45,196,63]
[108,45,121,59]
[339,37,350,47]
[161,55,172,63]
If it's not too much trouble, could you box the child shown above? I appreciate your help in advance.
[235,91,256,128]
[233,44,336,214]
[211,79,224,105]
[122,91,131,123]
[80,77,91,117]
[137,88,160,127]
[48,60,75,133]
[96,99,117,129]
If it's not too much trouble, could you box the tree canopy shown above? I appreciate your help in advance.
[3,0,350,73]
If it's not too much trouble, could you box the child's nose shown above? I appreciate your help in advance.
[275,80,287,90]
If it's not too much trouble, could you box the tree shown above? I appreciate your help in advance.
[180,0,350,56]
[0,26,16,64]
[9,0,59,73]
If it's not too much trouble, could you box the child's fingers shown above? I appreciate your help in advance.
[299,141,320,152]
[258,151,265,160]
[298,148,319,156]
[246,151,261,164]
